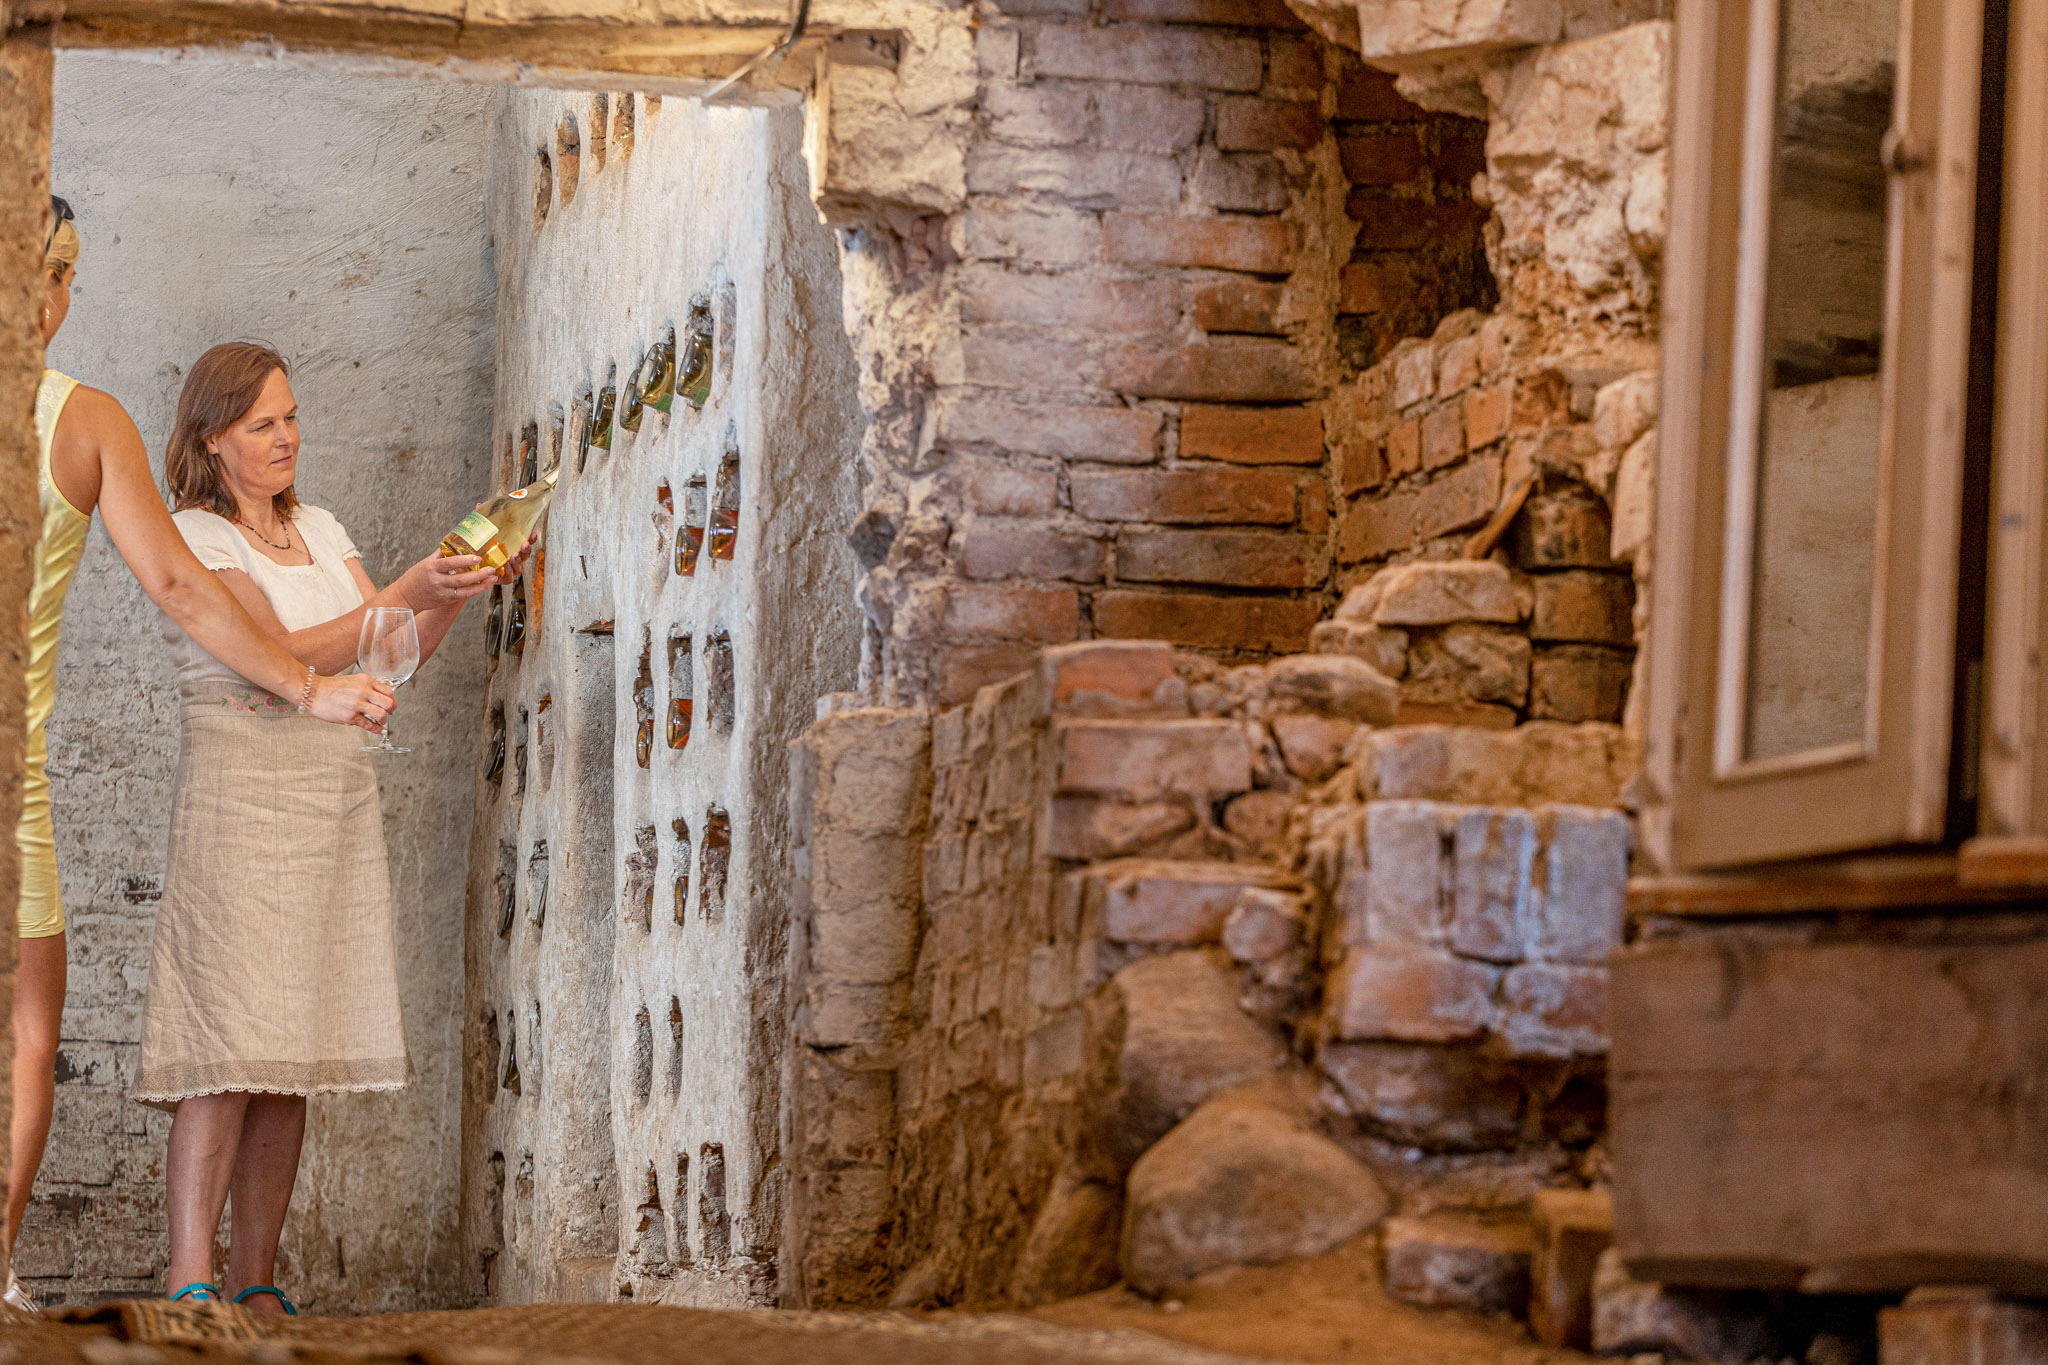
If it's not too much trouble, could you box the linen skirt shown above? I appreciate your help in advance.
[132,689,412,1110]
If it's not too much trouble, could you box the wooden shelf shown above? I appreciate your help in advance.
[1628,849,2048,916]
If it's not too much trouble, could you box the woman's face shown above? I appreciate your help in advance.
[40,266,71,346]
[208,368,299,504]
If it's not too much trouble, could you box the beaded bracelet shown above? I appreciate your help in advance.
[295,665,316,714]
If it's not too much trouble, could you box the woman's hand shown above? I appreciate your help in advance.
[398,551,498,612]
[305,674,396,732]
[495,534,538,585]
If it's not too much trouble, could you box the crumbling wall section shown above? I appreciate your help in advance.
[464,87,861,1307]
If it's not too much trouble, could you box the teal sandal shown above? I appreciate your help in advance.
[169,1282,221,1303]
[233,1285,297,1315]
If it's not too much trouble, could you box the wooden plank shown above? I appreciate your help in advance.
[1628,850,2048,914]
[1959,835,2048,887]
[1611,933,2048,1293]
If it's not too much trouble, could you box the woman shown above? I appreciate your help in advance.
[12,203,421,1311]
[131,342,514,1313]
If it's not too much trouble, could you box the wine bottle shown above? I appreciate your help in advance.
[679,313,713,408]
[443,468,559,572]
[635,716,654,769]
[506,581,528,656]
[645,333,677,414]
[485,587,504,661]
[675,476,706,577]
[502,1014,522,1094]
[486,709,506,786]
[619,356,646,433]
[668,696,692,749]
[590,385,617,451]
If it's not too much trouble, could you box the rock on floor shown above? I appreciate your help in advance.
[1120,1098,1390,1296]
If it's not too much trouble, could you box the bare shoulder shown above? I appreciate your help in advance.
[53,383,142,452]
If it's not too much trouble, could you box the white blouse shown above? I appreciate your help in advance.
[162,504,366,695]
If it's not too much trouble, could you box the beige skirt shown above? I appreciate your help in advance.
[132,689,412,1110]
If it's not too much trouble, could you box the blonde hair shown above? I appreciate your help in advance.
[167,343,299,520]
[44,220,77,279]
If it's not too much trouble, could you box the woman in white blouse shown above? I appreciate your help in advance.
[133,342,526,1313]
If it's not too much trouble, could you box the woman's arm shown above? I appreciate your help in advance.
[216,551,492,675]
[67,388,393,728]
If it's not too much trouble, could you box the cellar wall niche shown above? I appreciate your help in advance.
[461,86,864,1306]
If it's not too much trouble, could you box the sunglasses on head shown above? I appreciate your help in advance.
[44,195,72,259]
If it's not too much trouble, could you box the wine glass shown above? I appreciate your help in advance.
[358,606,420,754]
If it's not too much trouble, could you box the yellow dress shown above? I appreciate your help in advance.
[17,370,91,938]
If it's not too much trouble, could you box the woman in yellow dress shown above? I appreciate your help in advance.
[11,200,488,1308]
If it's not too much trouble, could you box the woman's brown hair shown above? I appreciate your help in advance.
[166,342,299,520]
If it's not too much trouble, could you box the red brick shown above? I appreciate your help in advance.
[1041,639,1180,711]
[1104,339,1317,402]
[959,266,1177,332]
[1192,279,1285,335]
[1057,719,1254,799]
[1193,152,1289,212]
[1511,370,1572,430]
[1350,365,1393,429]
[1437,336,1480,395]
[960,202,1102,264]
[1384,417,1421,476]
[1337,454,1501,562]
[1301,480,1330,534]
[1336,61,1423,121]
[1339,261,1404,314]
[1095,590,1320,652]
[1513,492,1614,568]
[1382,1214,1534,1313]
[1215,97,1324,152]
[1073,466,1297,524]
[1464,382,1510,449]
[1095,87,1210,153]
[942,399,1162,464]
[938,642,1041,705]
[1089,858,1301,945]
[1420,405,1464,469]
[1338,133,1426,185]
[1117,529,1324,587]
[1098,0,1304,24]
[1392,343,1435,408]
[1326,948,1500,1043]
[1530,571,1633,644]
[1348,196,1488,249]
[957,522,1107,582]
[1335,438,1385,495]
[1530,646,1631,723]
[965,145,1183,207]
[983,82,1094,146]
[1180,405,1322,464]
[1267,35,1324,89]
[943,584,1082,642]
[1497,963,1607,1058]
[962,330,1099,388]
[1033,25,1264,91]
[1104,212,1294,274]
[959,457,1059,517]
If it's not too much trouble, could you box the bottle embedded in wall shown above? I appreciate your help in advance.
[485,586,505,661]
[675,475,706,576]
[668,632,692,751]
[502,1011,522,1094]
[619,350,647,434]
[644,328,677,414]
[589,382,617,452]
[486,706,507,786]
[679,304,713,409]
[576,385,597,471]
[633,631,655,770]
[530,546,545,638]
[710,449,739,561]
[506,579,529,656]
[519,423,539,486]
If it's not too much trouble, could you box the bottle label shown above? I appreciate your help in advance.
[451,509,499,551]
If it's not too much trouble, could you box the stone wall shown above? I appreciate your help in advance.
[26,51,497,1309]
[462,86,861,1306]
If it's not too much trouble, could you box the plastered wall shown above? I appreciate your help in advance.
[30,50,496,1309]
[462,87,861,1306]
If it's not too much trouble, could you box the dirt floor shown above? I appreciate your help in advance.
[0,1236,1587,1364]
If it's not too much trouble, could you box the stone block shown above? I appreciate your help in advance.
[1881,1289,2048,1365]
[1403,624,1531,708]
[1382,1213,1534,1314]
[1108,951,1292,1164]
[1392,341,1436,410]
[1086,857,1299,944]
[1384,418,1422,476]
[1591,369,1658,459]
[1320,1041,1526,1150]
[1074,466,1298,525]
[1041,639,1184,714]
[943,584,1080,643]
[1180,405,1322,465]
[1214,97,1323,151]
[1104,339,1317,403]
[1450,806,1536,963]
[1609,427,1655,562]
[1223,789,1294,854]
[1121,1099,1389,1294]
[1263,654,1401,724]
[941,397,1162,463]
[1057,719,1253,800]
[1529,1187,1612,1350]
[1373,560,1531,627]
[1335,438,1386,495]
[1033,25,1266,91]
[958,522,1108,583]
[1464,382,1511,449]
[957,457,1061,519]
[1327,947,1499,1043]
[1310,621,1409,677]
[1363,800,1456,947]
[959,203,1104,265]
[1095,590,1321,653]
[1358,0,1666,60]
[1498,962,1607,1058]
[1049,796,1194,860]
[1191,280,1286,336]
[1591,1249,1782,1362]
[1437,336,1481,397]
[1514,491,1614,569]
[1116,529,1324,589]
[1103,212,1294,274]
[1531,571,1633,644]
[1193,151,1290,212]
[1368,722,1632,807]
[965,146,1183,208]
[1223,886,1308,962]
[1271,713,1358,782]
[1528,805,1627,963]
[1420,404,1464,470]
[958,266,1178,333]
